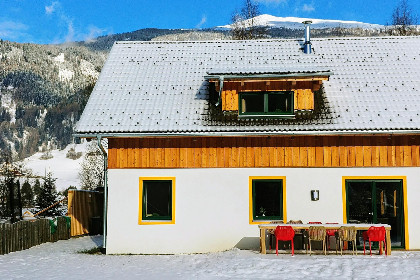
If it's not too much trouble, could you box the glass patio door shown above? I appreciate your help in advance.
[346,179,404,248]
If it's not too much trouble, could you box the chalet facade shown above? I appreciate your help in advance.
[75,36,420,254]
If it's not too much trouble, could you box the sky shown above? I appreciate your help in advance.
[0,0,418,44]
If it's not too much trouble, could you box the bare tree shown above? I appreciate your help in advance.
[391,0,419,35]
[231,0,268,40]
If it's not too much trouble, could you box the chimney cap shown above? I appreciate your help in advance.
[302,20,313,24]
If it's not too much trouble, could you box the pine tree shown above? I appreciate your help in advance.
[21,180,34,207]
[36,172,60,216]
[33,179,41,199]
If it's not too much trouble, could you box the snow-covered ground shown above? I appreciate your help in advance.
[1,236,420,279]
[21,142,88,191]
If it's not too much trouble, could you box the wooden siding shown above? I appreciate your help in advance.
[221,81,316,111]
[67,190,103,237]
[108,135,420,169]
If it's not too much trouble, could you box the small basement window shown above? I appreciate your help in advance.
[239,91,294,117]
[139,177,175,224]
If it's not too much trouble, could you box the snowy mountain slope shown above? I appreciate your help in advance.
[20,142,88,191]
[219,14,384,29]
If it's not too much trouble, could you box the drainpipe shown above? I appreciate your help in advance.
[215,76,224,107]
[97,136,108,251]
[302,20,312,54]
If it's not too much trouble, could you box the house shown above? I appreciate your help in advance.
[75,31,420,254]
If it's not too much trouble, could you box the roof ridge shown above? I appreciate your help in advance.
[114,35,420,45]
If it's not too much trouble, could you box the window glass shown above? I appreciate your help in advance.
[267,92,292,113]
[143,180,172,220]
[253,179,283,220]
[239,91,293,116]
[346,179,404,248]
[241,93,264,113]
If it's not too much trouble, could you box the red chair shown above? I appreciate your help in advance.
[274,226,295,256]
[363,226,387,256]
[326,223,339,250]
[308,222,322,224]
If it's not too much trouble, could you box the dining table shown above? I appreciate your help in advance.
[258,223,392,255]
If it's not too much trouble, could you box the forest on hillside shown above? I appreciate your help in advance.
[0,39,106,160]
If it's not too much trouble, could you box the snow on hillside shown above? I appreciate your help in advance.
[20,142,88,191]
[220,14,384,30]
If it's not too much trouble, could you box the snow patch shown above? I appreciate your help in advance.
[58,68,74,82]
[54,53,65,63]
[0,92,16,123]
[80,59,99,79]
[20,142,89,191]
[220,14,384,30]
[5,46,24,61]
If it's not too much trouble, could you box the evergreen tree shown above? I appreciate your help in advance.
[33,179,41,199]
[36,172,60,216]
[21,180,34,207]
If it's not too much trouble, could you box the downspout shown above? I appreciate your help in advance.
[97,136,108,251]
[215,76,224,107]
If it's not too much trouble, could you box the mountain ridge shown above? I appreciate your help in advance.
[219,14,385,30]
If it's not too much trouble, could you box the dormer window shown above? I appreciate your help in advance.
[205,67,332,120]
[239,91,294,117]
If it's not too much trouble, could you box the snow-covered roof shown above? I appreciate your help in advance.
[75,36,420,136]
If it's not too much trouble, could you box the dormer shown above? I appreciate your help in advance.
[205,67,332,119]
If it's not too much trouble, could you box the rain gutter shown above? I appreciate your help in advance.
[74,129,420,138]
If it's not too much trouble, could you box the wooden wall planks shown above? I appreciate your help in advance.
[221,81,315,111]
[108,135,420,169]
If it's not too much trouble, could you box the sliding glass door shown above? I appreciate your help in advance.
[346,179,404,248]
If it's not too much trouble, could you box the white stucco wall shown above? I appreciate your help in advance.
[106,167,420,254]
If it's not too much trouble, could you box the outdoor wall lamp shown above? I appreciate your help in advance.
[311,190,319,201]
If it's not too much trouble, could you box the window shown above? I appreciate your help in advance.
[250,178,284,223]
[139,177,175,224]
[239,91,294,117]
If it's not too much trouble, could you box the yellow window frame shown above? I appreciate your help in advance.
[138,177,176,225]
[249,176,287,225]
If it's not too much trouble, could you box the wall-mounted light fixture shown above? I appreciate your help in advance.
[311,190,319,201]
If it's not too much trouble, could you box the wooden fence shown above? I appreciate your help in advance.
[0,217,70,255]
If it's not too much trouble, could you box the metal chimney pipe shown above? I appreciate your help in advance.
[302,20,312,54]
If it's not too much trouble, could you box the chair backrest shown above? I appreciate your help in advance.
[308,226,326,240]
[287,220,303,224]
[269,220,284,224]
[367,226,386,241]
[337,226,357,241]
[274,226,295,241]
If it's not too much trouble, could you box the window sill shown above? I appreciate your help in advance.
[139,220,175,225]
[238,114,295,119]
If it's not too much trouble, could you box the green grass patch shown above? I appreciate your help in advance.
[78,247,104,255]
